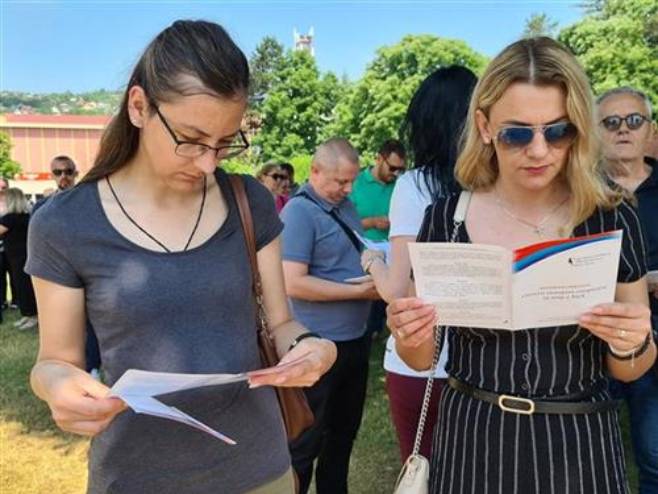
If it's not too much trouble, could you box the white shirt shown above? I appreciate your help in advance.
[385,169,449,378]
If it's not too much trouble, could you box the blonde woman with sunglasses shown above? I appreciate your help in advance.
[387,37,656,493]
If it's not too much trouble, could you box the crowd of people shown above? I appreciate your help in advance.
[9,19,657,494]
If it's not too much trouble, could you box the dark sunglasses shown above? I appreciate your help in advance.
[52,168,75,177]
[495,121,577,149]
[600,113,650,132]
[268,173,288,181]
[383,157,406,174]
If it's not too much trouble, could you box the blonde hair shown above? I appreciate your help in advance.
[4,188,31,214]
[456,37,620,232]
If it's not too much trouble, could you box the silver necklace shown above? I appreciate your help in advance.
[494,189,569,238]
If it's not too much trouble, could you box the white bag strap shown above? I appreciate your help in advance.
[453,190,471,223]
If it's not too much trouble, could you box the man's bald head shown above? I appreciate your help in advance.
[310,138,360,204]
[312,138,360,171]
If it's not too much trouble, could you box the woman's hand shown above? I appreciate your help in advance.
[387,297,437,349]
[247,337,337,389]
[579,302,652,351]
[32,361,127,436]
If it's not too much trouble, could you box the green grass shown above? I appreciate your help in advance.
[0,314,638,493]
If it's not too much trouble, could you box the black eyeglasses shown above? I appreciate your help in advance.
[383,157,406,174]
[267,173,288,181]
[600,113,650,132]
[154,106,249,160]
[495,121,577,149]
[52,168,75,177]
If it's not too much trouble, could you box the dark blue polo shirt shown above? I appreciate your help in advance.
[638,157,658,332]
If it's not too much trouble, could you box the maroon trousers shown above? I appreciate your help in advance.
[385,371,445,461]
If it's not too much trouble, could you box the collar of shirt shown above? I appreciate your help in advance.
[297,183,342,213]
[638,156,658,192]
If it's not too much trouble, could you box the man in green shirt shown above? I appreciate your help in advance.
[350,139,406,241]
[350,139,406,336]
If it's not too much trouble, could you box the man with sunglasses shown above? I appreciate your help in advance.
[33,156,79,213]
[349,140,406,338]
[350,139,406,242]
[32,156,101,378]
[597,86,658,494]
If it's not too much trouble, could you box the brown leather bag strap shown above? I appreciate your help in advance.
[228,174,262,296]
[228,174,274,346]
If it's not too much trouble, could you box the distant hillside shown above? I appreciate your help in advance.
[0,90,121,115]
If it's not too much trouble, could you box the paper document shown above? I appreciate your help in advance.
[344,275,373,284]
[110,354,312,443]
[409,230,622,330]
[353,230,391,262]
[111,369,249,445]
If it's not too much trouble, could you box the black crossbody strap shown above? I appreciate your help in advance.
[297,192,362,254]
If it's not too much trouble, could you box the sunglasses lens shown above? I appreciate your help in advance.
[602,116,622,131]
[498,127,534,147]
[544,122,577,145]
[627,114,646,130]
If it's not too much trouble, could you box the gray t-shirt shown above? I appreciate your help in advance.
[26,170,290,494]
[280,184,370,341]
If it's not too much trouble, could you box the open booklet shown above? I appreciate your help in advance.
[408,230,623,330]
[110,354,310,444]
[343,231,390,284]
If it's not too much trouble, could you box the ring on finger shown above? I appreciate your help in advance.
[617,329,627,339]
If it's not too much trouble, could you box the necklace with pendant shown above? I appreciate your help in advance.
[106,175,207,253]
[494,189,569,239]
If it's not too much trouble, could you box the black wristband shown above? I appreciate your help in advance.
[608,333,651,361]
[288,332,322,352]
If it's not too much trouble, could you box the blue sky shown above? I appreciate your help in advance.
[1,1,584,94]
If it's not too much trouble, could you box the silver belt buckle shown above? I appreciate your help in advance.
[497,394,536,415]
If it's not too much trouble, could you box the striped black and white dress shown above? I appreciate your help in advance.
[418,195,647,494]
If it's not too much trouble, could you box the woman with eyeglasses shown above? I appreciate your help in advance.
[257,162,290,213]
[25,20,336,494]
[387,37,656,493]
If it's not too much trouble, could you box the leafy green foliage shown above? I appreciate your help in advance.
[254,50,345,161]
[559,0,658,106]
[0,132,21,179]
[0,89,120,115]
[249,36,286,109]
[523,13,559,38]
[325,35,487,154]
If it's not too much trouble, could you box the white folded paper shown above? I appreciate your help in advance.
[111,369,249,445]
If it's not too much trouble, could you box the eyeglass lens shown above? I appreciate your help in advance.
[601,113,647,131]
[497,122,576,148]
[53,169,74,177]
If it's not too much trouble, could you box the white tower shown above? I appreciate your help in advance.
[293,27,315,57]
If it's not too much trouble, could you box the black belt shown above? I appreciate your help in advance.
[447,377,620,415]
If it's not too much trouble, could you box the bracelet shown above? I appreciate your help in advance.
[363,255,384,274]
[608,334,651,361]
[288,332,322,352]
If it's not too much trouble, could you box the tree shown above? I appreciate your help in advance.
[255,50,345,160]
[523,13,559,38]
[325,35,487,156]
[249,36,285,108]
[559,0,657,106]
[0,131,22,179]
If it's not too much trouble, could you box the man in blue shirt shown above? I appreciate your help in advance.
[598,86,658,494]
[281,137,379,494]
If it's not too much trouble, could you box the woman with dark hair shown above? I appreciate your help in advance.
[26,20,336,493]
[360,65,477,460]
